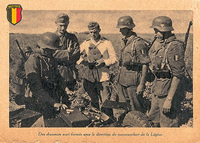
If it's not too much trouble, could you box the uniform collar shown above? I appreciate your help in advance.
[122,32,137,41]
[55,30,68,37]
[90,35,103,45]
[164,34,176,44]
[157,34,176,44]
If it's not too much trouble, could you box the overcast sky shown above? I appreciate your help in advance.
[9,10,193,34]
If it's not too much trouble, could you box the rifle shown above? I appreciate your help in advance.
[184,21,193,51]
[15,40,26,60]
[183,21,193,92]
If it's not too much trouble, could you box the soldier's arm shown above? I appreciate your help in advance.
[167,43,185,97]
[77,41,88,65]
[163,43,185,113]
[103,41,117,66]
[135,41,150,94]
[25,56,57,106]
[136,42,150,84]
[53,35,80,63]
[69,35,80,63]
[15,58,26,79]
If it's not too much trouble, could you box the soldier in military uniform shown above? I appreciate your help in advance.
[77,21,117,109]
[148,16,185,127]
[53,13,80,95]
[114,16,150,121]
[24,32,68,117]
[12,46,33,104]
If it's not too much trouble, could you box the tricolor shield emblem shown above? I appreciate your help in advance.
[6,4,22,25]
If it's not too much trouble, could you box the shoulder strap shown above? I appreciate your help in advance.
[119,36,139,64]
[160,42,173,71]
[130,37,141,56]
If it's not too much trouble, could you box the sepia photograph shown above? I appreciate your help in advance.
[9,10,193,128]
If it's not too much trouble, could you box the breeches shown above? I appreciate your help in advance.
[113,84,144,121]
[148,95,180,127]
[83,79,110,109]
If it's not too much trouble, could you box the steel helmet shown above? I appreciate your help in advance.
[24,46,33,53]
[150,16,174,32]
[117,16,135,29]
[37,32,59,50]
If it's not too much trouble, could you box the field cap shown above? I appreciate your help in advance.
[55,13,69,25]
[88,21,100,31]
[37,32,59,50]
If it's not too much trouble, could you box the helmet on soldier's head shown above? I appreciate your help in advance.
[150,16,174,32]
[116,16,135,29]
[24,46,33,53]
[55,13,69,25]
[37,32,59,50]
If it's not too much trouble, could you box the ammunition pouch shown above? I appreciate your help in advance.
[155,71,172,79]
[123,63,142,72]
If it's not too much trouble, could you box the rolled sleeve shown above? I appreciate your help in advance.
[135,41,151,64]
[167,43,185,79]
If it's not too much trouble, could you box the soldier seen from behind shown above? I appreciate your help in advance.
[77,21,117,110]
[148,16,185,127]
[24,32,68,118]
[114,16,150,124]
[53,13,80,96]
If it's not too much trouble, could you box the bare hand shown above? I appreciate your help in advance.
[163,98,172,114]
[136,84,144,95]
[95,59,104,68]
[54,103,68,111]
[68,40,72,53]
[65,87,74,95]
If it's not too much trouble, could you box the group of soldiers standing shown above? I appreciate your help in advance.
[12,13,186,127]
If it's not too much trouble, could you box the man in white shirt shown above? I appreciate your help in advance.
[77,21,117,109]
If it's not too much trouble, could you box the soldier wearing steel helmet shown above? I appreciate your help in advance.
[53,13,80,96]
[114,16,150,122]
[11,46,33,104]
[24,32,68,118]
[148,16,185,127]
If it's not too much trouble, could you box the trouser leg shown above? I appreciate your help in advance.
[98,81,113,117]
[113,84,127,122]
[159,97,179,127]
[126,86,142,111]
[148,96,160,127]
[83,79,99,109]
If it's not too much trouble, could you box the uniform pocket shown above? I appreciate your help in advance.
[154,78,172,96]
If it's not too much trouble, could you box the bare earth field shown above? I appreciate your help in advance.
[9,33,193,127]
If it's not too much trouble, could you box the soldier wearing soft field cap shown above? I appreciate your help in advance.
[53,13,80,95]
[77,21,117,110]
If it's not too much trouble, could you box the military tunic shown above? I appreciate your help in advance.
[148,34,185,127]
[118,33,150,111]
[53,31,80,89]
[24,54,68,116]
[79,36,117,109]
[114,32,150,120]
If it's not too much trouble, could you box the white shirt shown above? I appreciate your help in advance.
[78,36,117,82]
